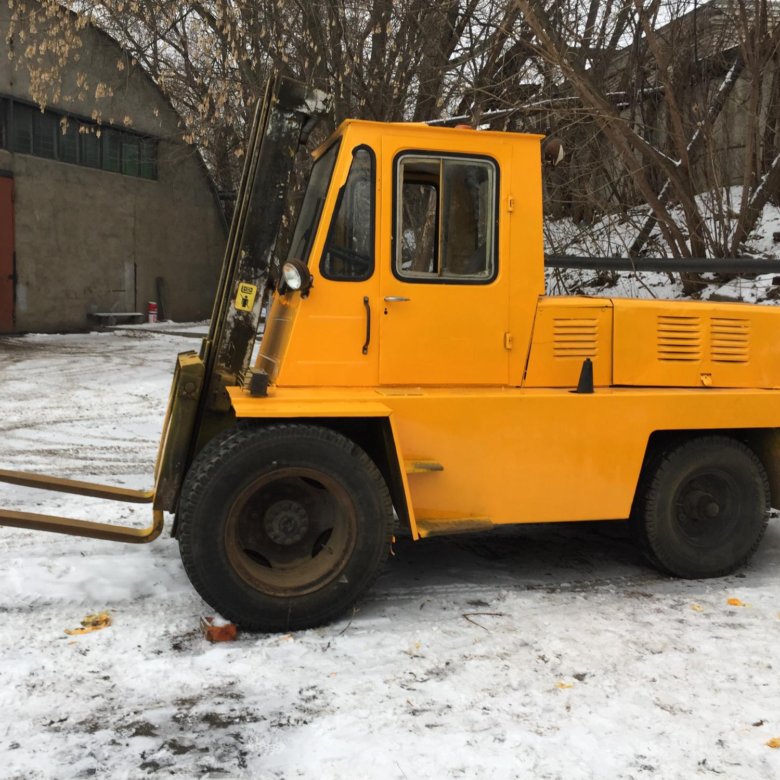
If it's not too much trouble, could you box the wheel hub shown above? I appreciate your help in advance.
[226,466,359,598]
[704,500,720,518]
[684,488,721,522]
[676,473,738,543]
[263,499,309,545]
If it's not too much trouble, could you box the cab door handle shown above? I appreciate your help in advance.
[384,296,411,303]
[362,296,371,355]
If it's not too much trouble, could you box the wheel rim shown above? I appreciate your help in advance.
[225,467,358,597]
[674,469,743,547]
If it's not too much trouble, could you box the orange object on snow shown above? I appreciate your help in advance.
[200,616,238,643]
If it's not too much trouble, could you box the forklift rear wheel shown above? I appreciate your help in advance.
[633,435,769,578]
[177,424,394,631]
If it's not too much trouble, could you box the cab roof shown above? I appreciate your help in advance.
[312,118,544,160]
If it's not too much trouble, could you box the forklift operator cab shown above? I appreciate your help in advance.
[259,121,544,390]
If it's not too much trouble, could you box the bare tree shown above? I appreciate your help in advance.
[8,1,521,194]
[516,0,780,284]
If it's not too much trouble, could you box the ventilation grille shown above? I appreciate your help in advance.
[657,315,702,362]
[553,318,598,358]
[711,317,750,363]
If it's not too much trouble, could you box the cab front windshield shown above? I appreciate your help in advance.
[286,142,340,264]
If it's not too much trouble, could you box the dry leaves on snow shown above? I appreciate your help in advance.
[65,611,112,636]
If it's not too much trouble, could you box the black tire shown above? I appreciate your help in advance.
[177,423,394,631]
[633,435,770,578]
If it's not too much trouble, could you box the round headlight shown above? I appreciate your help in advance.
[282,262,303,290]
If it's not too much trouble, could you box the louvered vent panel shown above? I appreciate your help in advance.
[657,315,702,362]
[711,317,750,363]
[553,318,598,358]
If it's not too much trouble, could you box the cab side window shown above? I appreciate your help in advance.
[321,147,374,281]
[396,155,497,282]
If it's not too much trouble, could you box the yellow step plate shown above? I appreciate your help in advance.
[405,460,444,474]
[415,517,493,538]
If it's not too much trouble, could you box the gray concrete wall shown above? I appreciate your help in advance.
[0,8,226,331]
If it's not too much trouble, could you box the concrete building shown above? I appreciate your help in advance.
[0,8,226,333]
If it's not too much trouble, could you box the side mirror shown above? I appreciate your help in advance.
[542,137,565,166]
[280,259,314,298]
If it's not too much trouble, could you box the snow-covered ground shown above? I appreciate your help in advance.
[1,329,780,779]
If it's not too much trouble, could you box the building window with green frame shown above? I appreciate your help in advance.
[0,95,158,180]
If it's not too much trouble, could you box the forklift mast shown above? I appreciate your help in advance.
[0,74,331,542]
[156,75,331,508]
[203,75,330,409]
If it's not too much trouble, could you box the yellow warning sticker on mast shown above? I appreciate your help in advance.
[235,282,258,312]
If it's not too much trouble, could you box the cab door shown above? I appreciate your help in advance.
[378,148,509,386]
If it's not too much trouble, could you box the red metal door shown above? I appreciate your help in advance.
[0,175,14,333]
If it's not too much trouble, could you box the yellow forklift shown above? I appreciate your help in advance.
[2,75,780,631]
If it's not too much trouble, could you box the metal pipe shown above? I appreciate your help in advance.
[545,255,780,274]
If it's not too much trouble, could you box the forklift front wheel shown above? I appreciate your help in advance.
[177,423,394,632]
